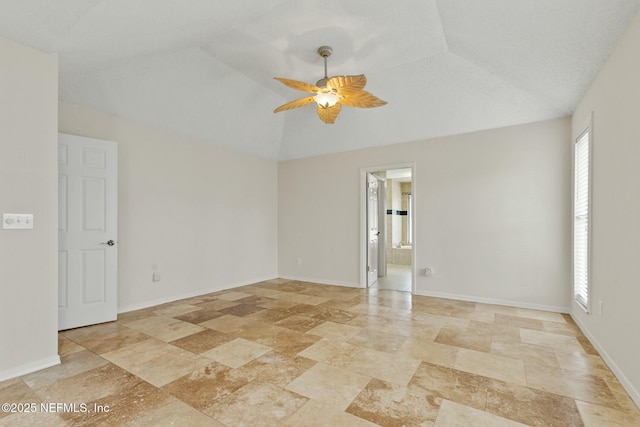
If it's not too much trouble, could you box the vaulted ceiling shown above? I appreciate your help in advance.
[2,1,639,160]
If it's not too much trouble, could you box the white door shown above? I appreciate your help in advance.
[367,173,379,287]
[58,133,118,330]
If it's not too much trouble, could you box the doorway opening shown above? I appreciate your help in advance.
[361,164,414,293]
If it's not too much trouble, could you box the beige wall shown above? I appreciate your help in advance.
[0,38,59,379]
[279,117,571,310]
[572,12,640,406]
[59,102,278,311]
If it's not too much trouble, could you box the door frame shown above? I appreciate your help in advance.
[366,173,383,287]
[359,162,416,293]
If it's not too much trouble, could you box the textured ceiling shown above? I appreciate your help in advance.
[1,0,639,160]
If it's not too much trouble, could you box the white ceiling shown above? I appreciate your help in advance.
[1,0,639,160]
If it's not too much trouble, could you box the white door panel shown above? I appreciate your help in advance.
[367,173,379,287]
[58,133,117,330]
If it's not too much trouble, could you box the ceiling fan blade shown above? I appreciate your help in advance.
[274,77,319,93]
[339,90,387,108]
[274,96,316,113]
[317,103,342,124]
[326,74,367,92]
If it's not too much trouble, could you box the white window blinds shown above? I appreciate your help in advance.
[574,129,590,311]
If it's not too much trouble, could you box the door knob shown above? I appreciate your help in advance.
[101,240,117,246]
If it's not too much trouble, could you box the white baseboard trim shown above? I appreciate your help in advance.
[0,355,61,382]
[277,275,361,289]
[118,276,278,314]
[571,315,640,409]
[414,289,570,314]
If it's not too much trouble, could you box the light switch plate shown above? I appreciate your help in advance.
[2,213,34,229]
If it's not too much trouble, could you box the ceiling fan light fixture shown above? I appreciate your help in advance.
[314,90,340,108]
[273,45,387,124]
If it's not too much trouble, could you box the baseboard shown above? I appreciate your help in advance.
[277,275,361,289]
[118,276,278,314]
[414,289,570,314]
[0,355,61,382]
[571,315,640,409]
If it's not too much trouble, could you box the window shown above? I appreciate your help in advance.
[573,127,591,312]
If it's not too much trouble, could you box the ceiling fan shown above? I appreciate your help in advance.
[273,46,387,124]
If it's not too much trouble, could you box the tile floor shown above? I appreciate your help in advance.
[374,264,411,292]
[1,279,638,426]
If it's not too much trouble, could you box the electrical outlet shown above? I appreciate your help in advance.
[296,257,302,265]
[424,267,433,277]
[152,272,161,282]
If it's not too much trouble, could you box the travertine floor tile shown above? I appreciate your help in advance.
[491,336,560,368]
[63,379,170,426]
[494,313,545,330]
[0,410,67,426]
[347,347,421,387]
[21,351,108,389]
[284,399,378,427]
[61,322,148,354]
[397,339,460,368]
[467,319,521,340]
[298,338,366,368]
[123,315,204,342]
[524,361,619,408]
[205,381,307,426]
[102,338,210,387]
[346,378,440,426]
[454,348,526,385]
[245,307,295,323]
[201,338,272,368]
[253,328,321,356]
[435,399,529,427]
[174,309,225,324]
[238,352,316,387]
[576,399,640,427]
[473,302,518,315]
[272,291,329,306]
[152,302,201,317]
[230,319,290,342]
[434,326,492,352]
[520,328,584,353]
[218,303,266,317]
[486,379,584,427]
[57,335,84,356]
[255,298,299,309]
[311,307,359,324]
[285,362,371,411]
[33,363,139,404]
[411,362,492,411]
[347,328,407,353]
[169,329,234,354]
[124,398,225,427]
[0,378,42,421]
[554,350,610,377]
[1,280,636,427]
[215,291,255,301]
[199,314,255,333]
[516,308,567,323]
[161,362,251,411]
[306,321,361,341]
[275,314,326,332]
[195,299,240,311]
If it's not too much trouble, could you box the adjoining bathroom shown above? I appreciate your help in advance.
[373,168,412,292]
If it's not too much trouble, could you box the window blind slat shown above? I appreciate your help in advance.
[574,130,590,311]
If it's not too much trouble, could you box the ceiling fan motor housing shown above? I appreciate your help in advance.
[317,46,333,58]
